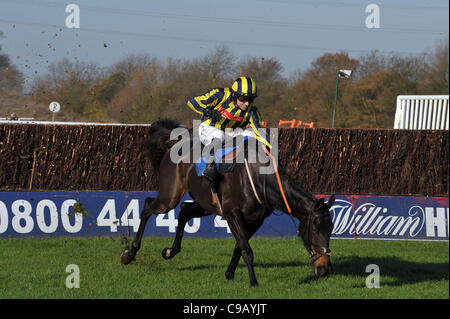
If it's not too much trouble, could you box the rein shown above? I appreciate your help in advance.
[243,144,331,264]
[262,146,292,215]
[243,144,297,229]
[265,146,331,263]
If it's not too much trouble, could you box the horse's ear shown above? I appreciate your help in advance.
[327,195,336,208]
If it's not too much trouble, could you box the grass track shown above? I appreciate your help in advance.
[0,236,448,299]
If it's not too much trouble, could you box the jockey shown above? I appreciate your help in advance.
[187,76,271,187]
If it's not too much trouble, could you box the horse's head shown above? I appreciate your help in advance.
[298,195,335,277]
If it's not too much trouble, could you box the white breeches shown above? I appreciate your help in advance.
[199,122,255,146]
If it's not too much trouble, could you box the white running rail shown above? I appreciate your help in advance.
[0,120,151,126]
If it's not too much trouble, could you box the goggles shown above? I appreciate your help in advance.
[237,95,255,103]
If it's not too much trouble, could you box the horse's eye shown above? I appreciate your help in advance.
[313,217,320,226]
[311,217,320,232]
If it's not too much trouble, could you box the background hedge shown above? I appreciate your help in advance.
[0,123,447,196]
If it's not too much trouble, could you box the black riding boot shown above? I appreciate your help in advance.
[201,161,217,190]
[201,138,222,191]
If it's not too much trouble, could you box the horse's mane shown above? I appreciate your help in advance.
[277,166,316,211]
[146,118,182,170]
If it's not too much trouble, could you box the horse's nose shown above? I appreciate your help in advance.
[314,265,329,277]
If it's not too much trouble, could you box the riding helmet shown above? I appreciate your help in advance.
[231,76,257,98]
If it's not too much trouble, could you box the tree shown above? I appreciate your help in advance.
[108,52,156,82]
[387,52,427,91]
[418,36,449,94]
[236,56,288,125]
[287,52,359,127]
[82,72,126,122]
[24,39,446,127]
[341,51,429,128]
[195,45,235,86]
[0,31,23,93]
[0,31,8,67]
[32,58,99,116]
[237,56,284,83]
[355,50,387,80]
[344,70,406,128]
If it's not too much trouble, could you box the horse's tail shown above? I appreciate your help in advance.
[146,118,183,170]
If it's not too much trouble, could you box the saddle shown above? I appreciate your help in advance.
[195,136,249,176]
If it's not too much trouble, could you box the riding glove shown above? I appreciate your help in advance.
[203,109,222,122]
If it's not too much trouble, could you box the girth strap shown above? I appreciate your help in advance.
[244,158,263,204]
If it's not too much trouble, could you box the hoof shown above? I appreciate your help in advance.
[225,272,235,281]
[120,250,134,265]
[161,248,174,260]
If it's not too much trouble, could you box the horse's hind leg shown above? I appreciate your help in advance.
[162,201,206,260]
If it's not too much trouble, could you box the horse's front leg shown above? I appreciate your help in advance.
[225,219,264,281]
[121,197,154,264]
[162,201,207,260]
[225,243,241,280]
[225,209,258,287]
[120,192,183,264]
[121,161,187,264]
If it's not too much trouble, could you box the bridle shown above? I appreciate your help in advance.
[299,211,332,265]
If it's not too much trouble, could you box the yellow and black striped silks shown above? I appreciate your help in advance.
[187,87,271,148]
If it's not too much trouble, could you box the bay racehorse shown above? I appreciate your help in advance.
[120,118,335,286]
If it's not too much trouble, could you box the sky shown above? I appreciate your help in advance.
[0,0,448,90]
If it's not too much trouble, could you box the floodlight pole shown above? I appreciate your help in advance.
[331,71,340,129]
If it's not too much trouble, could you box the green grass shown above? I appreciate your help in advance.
[0,236,448,299]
